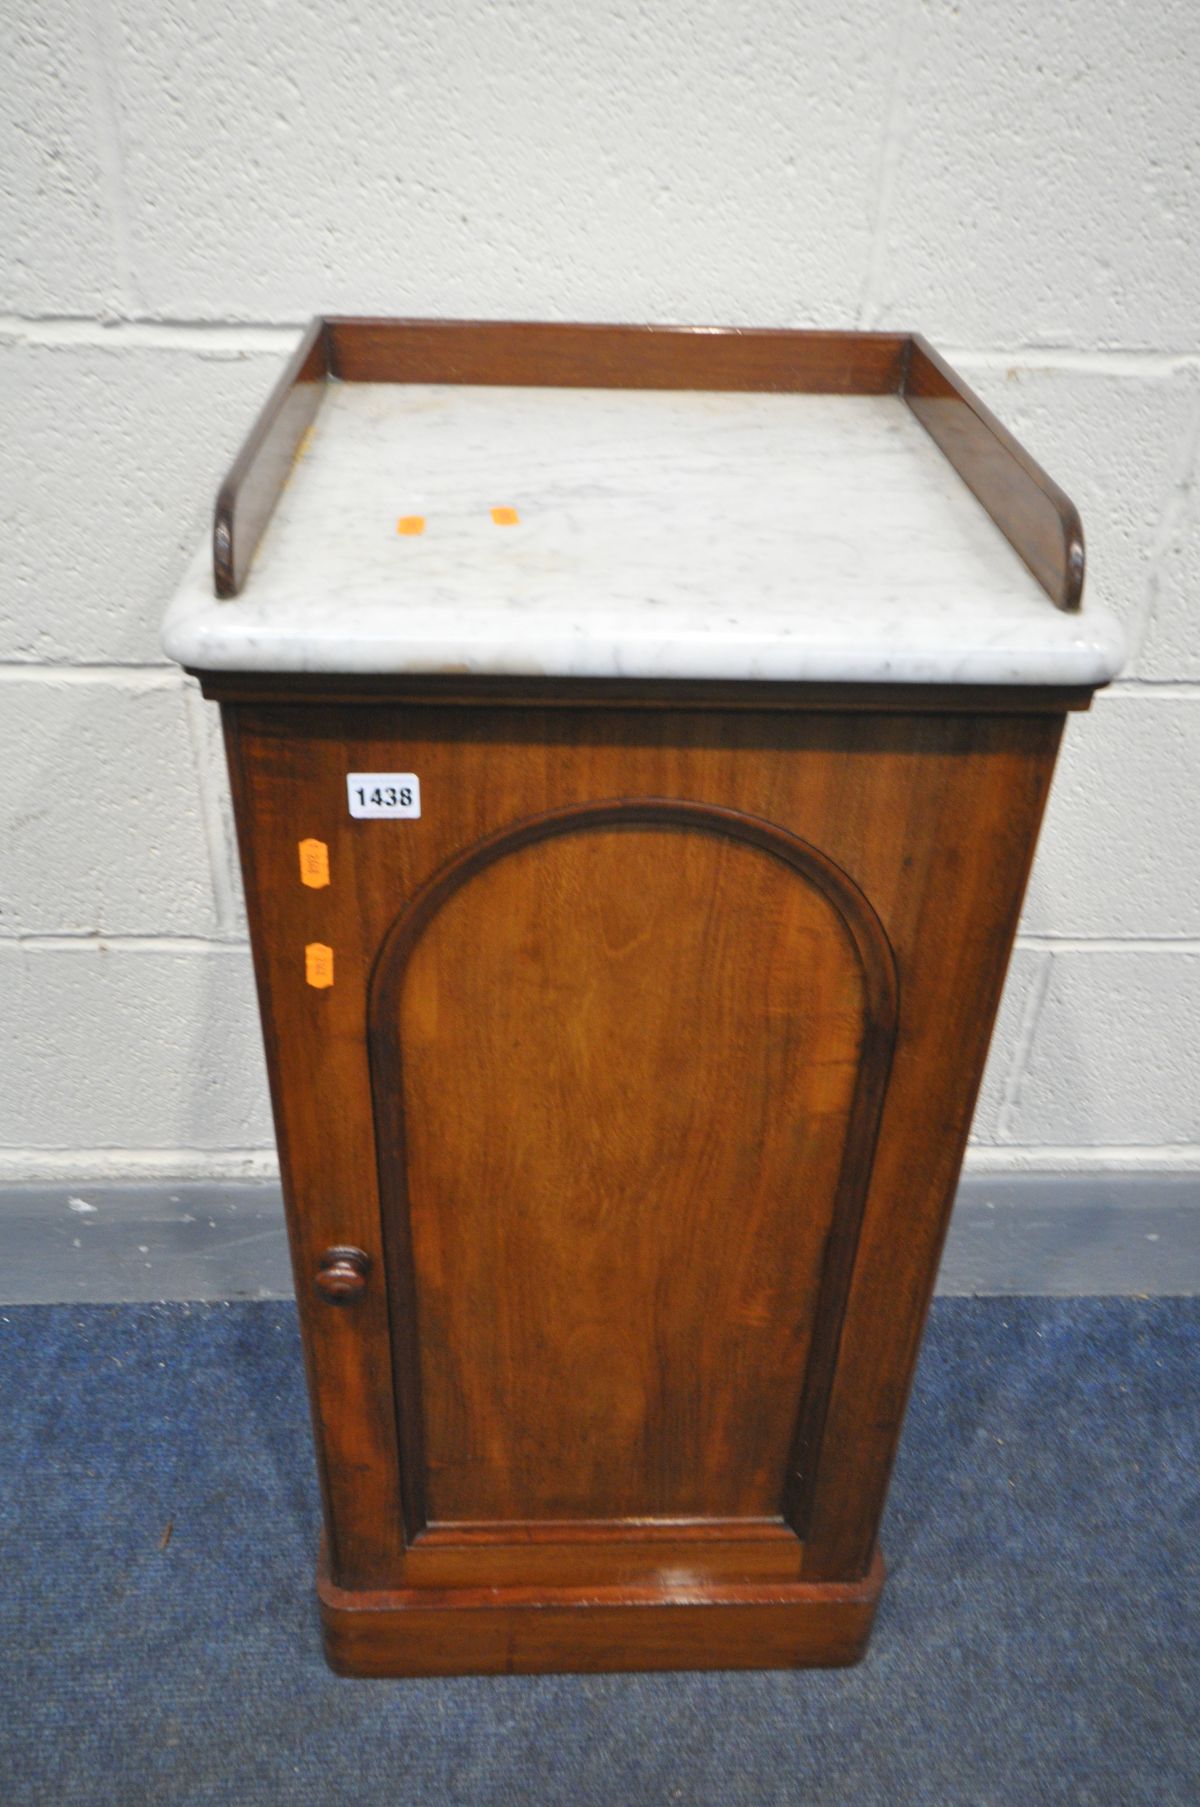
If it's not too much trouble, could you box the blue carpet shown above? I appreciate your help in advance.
[0,1298,1196,1806]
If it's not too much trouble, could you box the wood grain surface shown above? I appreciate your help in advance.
[903,335,1085,611]
[213,316,327,598]
[369,801,895,1538]
[221,693,1064,1639]
[324,316,910,392]
[318,1539,886,1675]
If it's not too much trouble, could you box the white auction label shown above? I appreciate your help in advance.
[346,773,421,819]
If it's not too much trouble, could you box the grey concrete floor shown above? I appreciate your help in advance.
[0,1173,1197,1302]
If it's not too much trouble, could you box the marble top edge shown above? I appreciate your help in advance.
[162,385,1125,687]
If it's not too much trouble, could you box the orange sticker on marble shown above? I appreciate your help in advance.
[397,515,425,536]
[490,506,520,526]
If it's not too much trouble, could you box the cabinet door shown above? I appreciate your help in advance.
[223,695,1060,1592]
[369,801,896,1559]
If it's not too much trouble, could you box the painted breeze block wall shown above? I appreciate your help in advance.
[2,0,1198,1183]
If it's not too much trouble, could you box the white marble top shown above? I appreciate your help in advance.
[162,383,1124,685]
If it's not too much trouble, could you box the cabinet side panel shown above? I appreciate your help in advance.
[799,713,1065,1579]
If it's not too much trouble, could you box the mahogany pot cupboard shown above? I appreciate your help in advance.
[162,319,1122,1675]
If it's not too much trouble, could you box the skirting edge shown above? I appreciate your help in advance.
[317,1541,886,1677]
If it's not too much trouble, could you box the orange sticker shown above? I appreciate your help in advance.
[305,943,334,989]
[490,505,520,526]
[298,838,330,889]
[397,515,425,536]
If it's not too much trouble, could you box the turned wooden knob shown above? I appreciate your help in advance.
[315,1246,371,1303]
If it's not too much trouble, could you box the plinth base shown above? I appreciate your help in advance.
[318,1544,886,1677]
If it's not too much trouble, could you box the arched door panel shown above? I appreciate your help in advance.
[369,802,896,1540]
